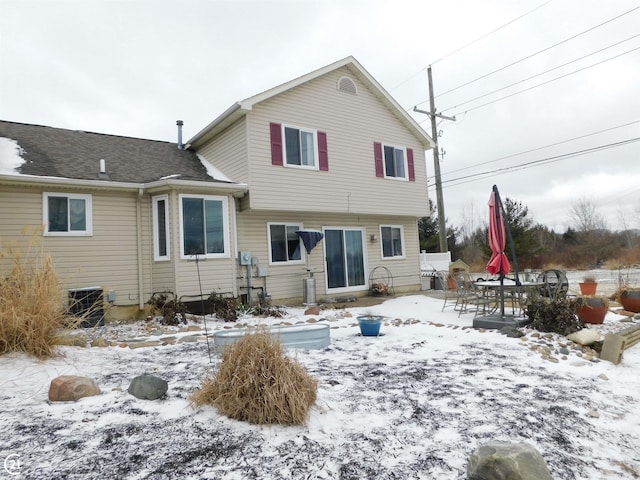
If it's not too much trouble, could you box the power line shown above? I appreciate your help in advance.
[440,33,640,112]
[435,119,640,178]
[432,137,640,189]
[444,44,640,116]
[431,4,640,100]
[389,0,553,92]
[430,0,554,66]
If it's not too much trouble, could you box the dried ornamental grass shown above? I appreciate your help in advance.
[0,243,71,358]
[191,330,318,425]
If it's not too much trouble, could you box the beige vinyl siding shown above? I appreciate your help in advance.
[0,186,150,307]
[172,192,238,299]
[196,120,248,183]
[244,66,429,217]
[236,209,422,302]
[149,192,177,295]
[0,185,42,237]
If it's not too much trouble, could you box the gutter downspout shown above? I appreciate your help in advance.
[136,188,145,310]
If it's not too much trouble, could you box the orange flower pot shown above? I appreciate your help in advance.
[620,290,640,313]
[575,297,608,324]
[579,282,597,295]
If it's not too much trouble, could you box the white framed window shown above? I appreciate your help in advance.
[179,194,229,259]
[268,222,304,264]
[152,195,170,261]
[283,125,318,169]
[383,144,407,180]
[43,192,93,236]
[380,225,404,259]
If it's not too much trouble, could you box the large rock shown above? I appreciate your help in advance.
[49,375,101,402]
[567,329,601,346]
[467,441,553,480]
[127,374,168,400]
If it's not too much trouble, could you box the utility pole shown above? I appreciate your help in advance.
[414,65,455,253]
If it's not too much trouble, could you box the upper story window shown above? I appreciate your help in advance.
[380,225,404,259]
[152,195,170,261]
[374,142,415,182]
[284,126,318,168]
[384,145,406,179]
[268,222,304,264]
[179,194,229,259]
[43,192,93,236]
[269,122,329,171]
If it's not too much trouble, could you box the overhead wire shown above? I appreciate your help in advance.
[431,4,640,100]
[439,33,640,112]
[430,0,555,66]
[432,137,640,189]
[443,44,640,116]
[433,119,640,178]
[389,0,554,92]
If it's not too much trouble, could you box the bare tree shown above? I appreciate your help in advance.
[570,197,607,232]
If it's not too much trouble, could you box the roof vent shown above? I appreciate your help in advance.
[337,76,357,95]
[98,159,109,179]
[177,120,184,150]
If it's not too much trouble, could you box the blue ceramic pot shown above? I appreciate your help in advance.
[356,316,383,336]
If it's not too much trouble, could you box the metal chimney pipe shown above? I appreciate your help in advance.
[176,120,184,150]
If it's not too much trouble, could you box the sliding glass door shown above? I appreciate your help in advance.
[324,228,366,292]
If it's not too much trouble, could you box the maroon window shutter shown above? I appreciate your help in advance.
[407,148,415,181]
[318,131,328,171]
[374,142,384,177]
[270,122,283,166]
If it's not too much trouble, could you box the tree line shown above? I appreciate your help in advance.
[418,198,640,271]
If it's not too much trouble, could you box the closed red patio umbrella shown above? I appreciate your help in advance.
[486,186,510,277]
[486,185,519,318]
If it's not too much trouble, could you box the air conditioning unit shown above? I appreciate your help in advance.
[68,287,104,327]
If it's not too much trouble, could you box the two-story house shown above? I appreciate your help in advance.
[0,56,434,320]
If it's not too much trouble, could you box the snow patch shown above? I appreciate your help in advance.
[197,154,232,182]
[0,137,26,174]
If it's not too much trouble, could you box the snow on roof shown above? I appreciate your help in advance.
[197,154,232,183]
[0,137,26,175]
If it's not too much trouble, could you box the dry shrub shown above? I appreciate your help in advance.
[0,240,72,358]
[191,330,317,425]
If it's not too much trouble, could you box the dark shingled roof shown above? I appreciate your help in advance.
[0,120,225,184]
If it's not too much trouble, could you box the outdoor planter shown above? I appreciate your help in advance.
[575,296,609,325]
[620,289,640,313]
[578,277,597,295]
[357,315,383,336]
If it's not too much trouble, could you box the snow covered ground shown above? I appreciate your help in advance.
[1,293,639,479]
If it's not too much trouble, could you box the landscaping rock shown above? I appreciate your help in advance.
[500,326,524,338]
[304,306,321,315]
[567,329,600,346]
[49,375,101,402]
[467,441,553,480]
[91,337,109,347]
[127,374,168,400]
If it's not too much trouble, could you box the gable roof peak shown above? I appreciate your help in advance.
[187,56,434,150]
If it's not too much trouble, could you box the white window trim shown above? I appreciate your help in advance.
[382,143,409,181]
[267,222,306,265]
[282,124,319,171]
[42,192,93,237]
[152,195,170,261]
[178,194,230,260]
[380,225,405,259]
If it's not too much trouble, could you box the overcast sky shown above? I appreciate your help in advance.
[1,0,639,234]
